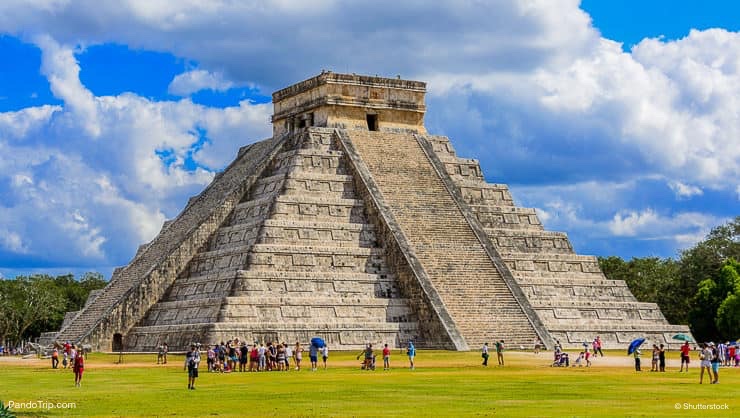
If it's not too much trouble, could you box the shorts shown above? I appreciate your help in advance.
[188,367,199,378]
[681,355,690,363]
[711,362,720,373]
[700,360,711,368]
[74,368,84,377]
[230,355,238,362]
[322,356,328,361]
[310,355,318,363]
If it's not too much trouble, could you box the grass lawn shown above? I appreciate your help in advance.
[1,350,737,417]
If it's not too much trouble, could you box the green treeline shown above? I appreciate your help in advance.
[0,272,107,346]
[599,216,740,342]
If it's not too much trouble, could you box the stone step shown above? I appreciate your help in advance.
[247,244,389,273]
[501,252,601,274]
[346,129,540,348]
[258,219,378,248]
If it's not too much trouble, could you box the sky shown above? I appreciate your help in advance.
[0,0,738,279]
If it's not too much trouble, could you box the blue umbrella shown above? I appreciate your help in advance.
[627,338,645,355]
[310,337,325,348]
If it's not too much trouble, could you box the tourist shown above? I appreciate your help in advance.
[218,342,226,369]
[585,348,592,367]
[73,348,85,387]
[157,343,164,364]
[650,344,659,372]
[239,343,248,372]
[162,342,168,364]
[294,342,303,371]
[699,343,712,384]
[658,344,666,372]
[257,342,266,371]
[228,341,238,372]
[728,344,736,368]
[283,342,292,370]
[718,341,727,367]
[679,341,691,372]
[574,351,584,367]
[593,336,604,357]
[184,345,201,390]
[51,347,59,369]
[276,344,286,371]
[633,348,641,371]
[62,350,69,369]
[309,342,319,371]
[207,345,216,372]
[383,343,391,370]
[321,345,329,369]
[495,340,505,366]
[723,341,731,366]
[407,341,415,370]
[268,342,277,371]
[249,344,259,372]
[481,342,489,366]
[709,342,720,384]
[533,338,542,355]
[358,343,374,370]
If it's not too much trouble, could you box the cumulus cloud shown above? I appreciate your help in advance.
[0,39,271,269]
[0,0,738,268]
[608,209,723,243]
[168,69,235,96]
[668,181,703,199]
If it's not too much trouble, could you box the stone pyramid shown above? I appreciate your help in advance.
[53,72,691,351]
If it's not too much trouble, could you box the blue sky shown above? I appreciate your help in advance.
[0,1,738,279]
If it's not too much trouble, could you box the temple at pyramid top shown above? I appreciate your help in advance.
[48,71,692,352]
[271,71,427,136]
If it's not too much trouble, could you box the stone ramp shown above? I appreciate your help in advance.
[55,136,285,349]
[344,130,541,348]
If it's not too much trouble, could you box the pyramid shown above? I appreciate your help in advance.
[53,72,691,351]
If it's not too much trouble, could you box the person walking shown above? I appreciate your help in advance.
[157,343,164,364]
[495,340,505,366]
[481,343,489,366]
[321,345,329,370]
[309,342,319,371]
[73,349,84,387]
[650,344,659,372]
[679,341,691,372]
[184,345,201,390]
[51,348,59,369]
[283,342,292,370]
[406,341,416,370]
[162,342,168,364]
[382,343,391,370]
[593,336,604,357]
[699,343,712,384]
[534,338,542,355]
[658,344,666,372]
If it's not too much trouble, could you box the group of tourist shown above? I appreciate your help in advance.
[549,337,604,368]
[50,341,85,387]
[481,340,505,366]
[182,339,416,389]
[195,339,328,374]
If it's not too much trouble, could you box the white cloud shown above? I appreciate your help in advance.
[668,181,703,199]
[168,69,236,96]
[0,39,271,267]
[0,1,737,267]
[608,209,723,243]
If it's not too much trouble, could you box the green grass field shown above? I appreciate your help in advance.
[1,350,737,417]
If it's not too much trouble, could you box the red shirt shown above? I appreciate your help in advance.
[382,347,390,356]
[680,345,690,356]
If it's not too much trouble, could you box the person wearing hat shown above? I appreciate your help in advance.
[406,341,415,370]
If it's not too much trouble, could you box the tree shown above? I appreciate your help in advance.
[0,272,108,345]
[713,259,740,339]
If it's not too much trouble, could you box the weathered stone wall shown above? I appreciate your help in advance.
[56,136,286,350]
